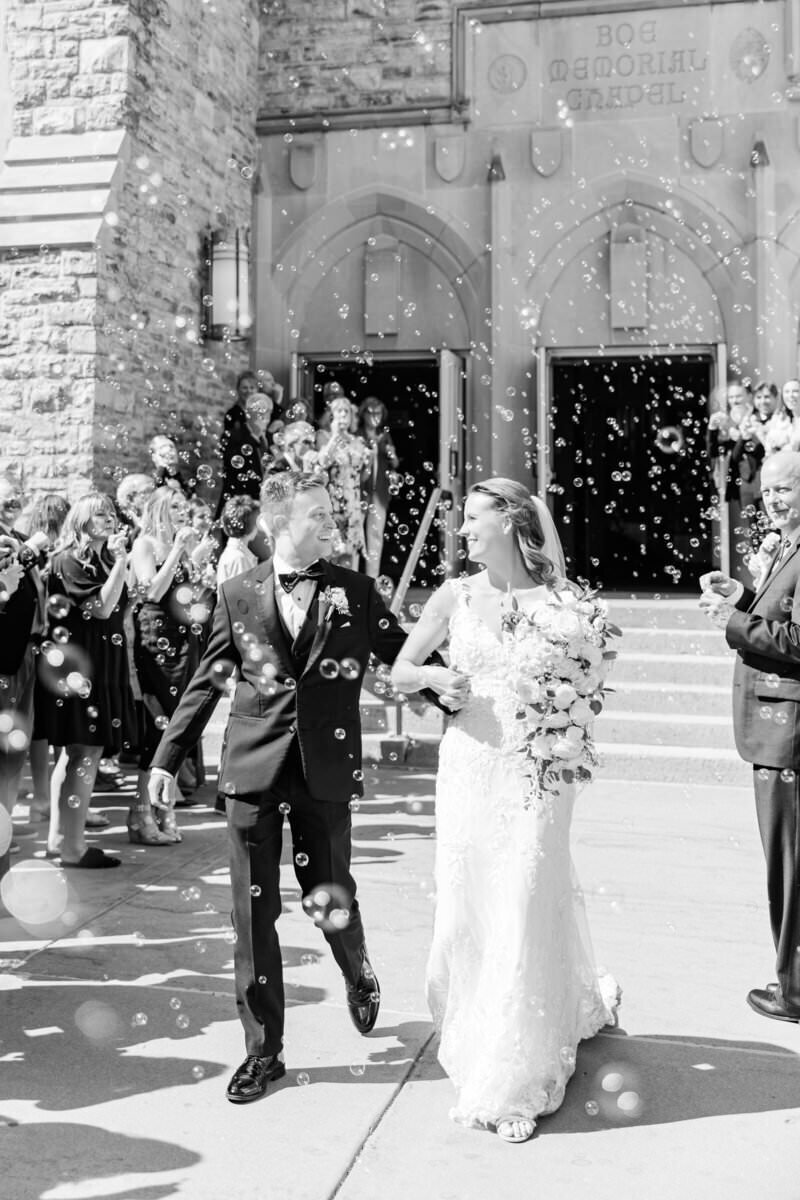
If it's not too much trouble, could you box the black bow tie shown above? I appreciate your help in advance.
[278,563,324,593]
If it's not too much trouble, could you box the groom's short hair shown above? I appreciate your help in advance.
[260,471,327,529]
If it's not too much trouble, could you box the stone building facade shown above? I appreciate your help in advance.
[3,0,800,587]
[0,0,258,499]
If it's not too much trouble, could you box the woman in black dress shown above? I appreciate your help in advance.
[128,487,203,844]
[42,493,135,868]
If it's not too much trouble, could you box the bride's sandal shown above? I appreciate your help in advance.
[496,1116,536,1143]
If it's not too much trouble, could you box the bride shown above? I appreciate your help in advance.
[391,478,619,1144]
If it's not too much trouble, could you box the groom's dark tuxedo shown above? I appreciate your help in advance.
[725,536,800,1007]
[151,556,412,1056]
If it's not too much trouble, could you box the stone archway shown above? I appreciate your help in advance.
[268,186,485,352]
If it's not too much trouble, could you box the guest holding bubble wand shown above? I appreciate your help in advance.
[127,487,203,844]
[41,493,134,868]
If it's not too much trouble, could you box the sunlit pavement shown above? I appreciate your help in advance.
[2,762,800,1199]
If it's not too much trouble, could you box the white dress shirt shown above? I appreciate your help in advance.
[217,537,258,594]
[272,551,319,640]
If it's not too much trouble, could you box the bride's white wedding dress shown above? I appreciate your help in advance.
[427,580,619,1129]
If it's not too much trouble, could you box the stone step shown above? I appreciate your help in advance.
[604,681,731,718]
[615,626,727,656]
[606,599,713,631]
[364,734,750,785]
[595,743,750,786]
[614,651,734,686]
[597,711,735,749]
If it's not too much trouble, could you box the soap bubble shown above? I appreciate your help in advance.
[180,885,202,904]
[339,657,360,680]
[780,769,795,784]
[74,999,125,1043]
[0,860,68,924]
[131,1011,148,1027]
[278,801,291,815]
[319,658,340,679]
[559,1046,576,1068]
[301,882,352,932]
[584,1100,599,1116]
[590,1061,644,1122]
[334,728,346,740]
[176,1013,190,1030]
[295,852,309,868]
[296,1071,310,1086]
[349,1062,366,1076]
[37,640,92,697]
[169,997,182,1011]
[250,885,262,898]
[210,659,237,692]
[47,594,72,620]
[191,1065,205,1080]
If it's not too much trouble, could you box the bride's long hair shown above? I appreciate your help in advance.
[469,478,559,585]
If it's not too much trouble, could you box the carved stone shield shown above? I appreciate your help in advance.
[434,135,465,183]
[289,143,317,191]
[688,118,723,168]
[530,128,562,178]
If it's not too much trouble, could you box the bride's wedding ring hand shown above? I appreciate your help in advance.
[422,666,471,712]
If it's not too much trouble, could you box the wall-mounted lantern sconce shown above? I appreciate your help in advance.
[201,227,252,340]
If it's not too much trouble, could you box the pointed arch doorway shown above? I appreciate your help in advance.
[291,349,466,587]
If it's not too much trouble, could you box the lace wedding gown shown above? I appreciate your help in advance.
[427,581,619,1129]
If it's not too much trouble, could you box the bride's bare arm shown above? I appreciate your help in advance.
[392,584,469,706]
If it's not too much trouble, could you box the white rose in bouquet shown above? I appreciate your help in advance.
[517,677,543,704]
[549,608,584,639]
[569,697,593,725]
[551,731,583,759]
[544,709,571,729]
[552,683,578,709]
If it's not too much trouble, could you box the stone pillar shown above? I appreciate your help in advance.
[750,137,791,381]
[0,0,260,503]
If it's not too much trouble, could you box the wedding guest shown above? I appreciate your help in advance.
[700,450,800,1024]
[116,473,155,544]
[24,494,72,825]
[216,391,274,515]
[316,396,372,568]
[730,382,779,521]
[707,380,756,578]
[265,421,319,476]
[0,475,46,871]
[149,435,192,496]
[217,496,262,592]
[40,492,134,869]
[357,397,400,578]
[128,487,202,844]
[763,378,800,456]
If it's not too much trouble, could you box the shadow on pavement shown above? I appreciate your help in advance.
[1,1122,200,1200]
[541,1027,800,1134]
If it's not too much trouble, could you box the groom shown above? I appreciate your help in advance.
[149,471,466,1102]
[700,449,800,1023]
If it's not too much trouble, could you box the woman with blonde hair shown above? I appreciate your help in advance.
[128,486,204,843]
[315,394,372,568]
[391,478,619,1143]
[41,492,134,868]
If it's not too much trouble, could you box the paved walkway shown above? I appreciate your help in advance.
[2,764,800,1199]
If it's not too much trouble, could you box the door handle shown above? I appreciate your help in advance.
[449,448,459,479]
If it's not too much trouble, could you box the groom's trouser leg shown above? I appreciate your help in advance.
[285,764,367,987]
[753,765,800,1007]
[227,788,286,1058]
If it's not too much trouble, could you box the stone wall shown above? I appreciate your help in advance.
[0,0,260,502]
[258,0,452,113]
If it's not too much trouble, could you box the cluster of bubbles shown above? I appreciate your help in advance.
[584,1061,644,1121]
[301,883,352,932]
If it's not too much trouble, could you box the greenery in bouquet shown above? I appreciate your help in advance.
[501,581,622,801]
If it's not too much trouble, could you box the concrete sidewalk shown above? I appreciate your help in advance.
[1,765,800,1200]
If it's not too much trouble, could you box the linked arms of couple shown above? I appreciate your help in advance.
[390,586,471,712]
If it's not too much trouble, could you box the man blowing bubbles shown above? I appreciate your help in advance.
[700,450,800,1022]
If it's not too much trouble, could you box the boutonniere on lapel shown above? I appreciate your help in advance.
[321,586,351,622]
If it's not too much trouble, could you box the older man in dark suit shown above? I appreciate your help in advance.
[148,471,468,1102]
[700,449,800,1022]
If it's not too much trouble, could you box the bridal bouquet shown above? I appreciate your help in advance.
[501,583,621,802]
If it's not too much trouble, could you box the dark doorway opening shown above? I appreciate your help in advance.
[305,358,441,587]
[550,355,714,590]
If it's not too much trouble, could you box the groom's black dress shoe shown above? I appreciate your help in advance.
[226,1053,286,1104]
[747,986,800,1023]
[347,959,381,1035]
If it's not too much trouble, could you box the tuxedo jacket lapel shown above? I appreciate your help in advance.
[750,541,800,609]
[303,561,336,677]
[254,562,295,676]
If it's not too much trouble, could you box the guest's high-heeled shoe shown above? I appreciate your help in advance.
[155,806,181,843]
[127,810,172,846]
